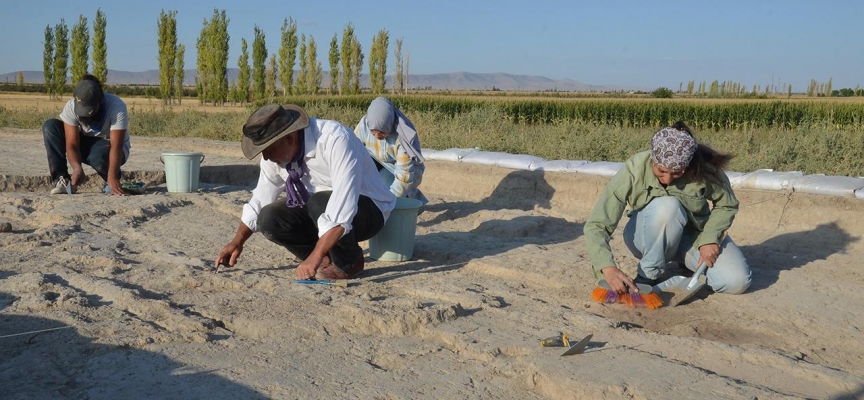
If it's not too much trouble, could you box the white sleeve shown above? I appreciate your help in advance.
[316,128,363,237]
[109,98,129,131]
[59,100,78,126]
[241,159,286,232]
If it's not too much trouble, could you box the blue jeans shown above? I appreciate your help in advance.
[622,196,751,294]
[42,118,126,183]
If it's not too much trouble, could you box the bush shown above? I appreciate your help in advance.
[651,87,674,98]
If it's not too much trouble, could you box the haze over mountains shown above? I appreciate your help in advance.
[1,69,637,92]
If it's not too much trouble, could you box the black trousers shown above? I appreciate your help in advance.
[257,191,385,273]
[42,118,125,183]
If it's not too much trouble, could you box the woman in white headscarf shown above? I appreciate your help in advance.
[354,97,427,203]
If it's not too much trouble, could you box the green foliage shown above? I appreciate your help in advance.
[296,34,307,95]
[351,36,364,94]
[157,10,178,104]
[368,29,389,94]
[306,36,322,95]
[53,20,69,96]
[91,9,108,84]
[278,18,297,98]
[328,34,339,95]
[651,87,673,98]
[175,44,185,105]
[5,97,864,176]
[235,39,250,103]
[251,26,267,101]
[43,25,54,98]
[265,54,277,100]
[196,9,230,105]
[394,38,403,94]
[70,15,90,84]
[340,24,356,95]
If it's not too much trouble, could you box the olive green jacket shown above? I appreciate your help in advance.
[583,151,739,278]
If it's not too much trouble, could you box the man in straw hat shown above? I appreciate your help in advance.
[215,104,396,280]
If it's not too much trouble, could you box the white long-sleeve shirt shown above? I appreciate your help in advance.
[241,118,396,238]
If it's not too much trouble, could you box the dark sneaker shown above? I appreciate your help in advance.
[633,274,660,287]
[315,254,365,280]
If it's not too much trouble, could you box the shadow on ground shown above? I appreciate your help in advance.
[366,170,582,281]
[0,291,265,400]
[741,221,858,292]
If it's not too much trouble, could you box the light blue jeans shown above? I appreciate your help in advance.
[622,196,751,294]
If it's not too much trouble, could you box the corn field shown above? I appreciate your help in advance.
[274,95,864,131]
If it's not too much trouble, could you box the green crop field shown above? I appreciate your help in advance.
[3,92,864,176]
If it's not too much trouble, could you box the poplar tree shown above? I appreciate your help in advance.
[393,38,403,93]
[196,9,230,105]
[70,15,90,84]
[825,78,833,97]
[278,18,297,97]
[351,36,364,94]
[251,26,267,100]
[157,10,178,104]
[175,44,185,104]
[328,33,339,95]
[369,29,389,94]
[296,34,307,95]
[340,23,355,95]
[91,9,108,84]
[53,19,69,96]
[265,54,278,100]
[16,72,24,87]
[306,36,322,94]
[236,38,250,104]
[43,25,54,98]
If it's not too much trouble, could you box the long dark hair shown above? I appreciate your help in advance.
[672,121,734,185]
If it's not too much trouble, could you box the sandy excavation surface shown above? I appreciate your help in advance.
[1,127,863,399]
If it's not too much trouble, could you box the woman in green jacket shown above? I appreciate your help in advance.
[584,122,751,295]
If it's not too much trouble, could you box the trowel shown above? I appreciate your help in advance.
[654,262,708,307]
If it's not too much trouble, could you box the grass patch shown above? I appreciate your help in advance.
[3,103,863,176]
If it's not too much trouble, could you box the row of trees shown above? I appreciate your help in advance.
[155,9,409,105]
[677,80,793,98]
[675,78,857,98]
[42,10,108,99]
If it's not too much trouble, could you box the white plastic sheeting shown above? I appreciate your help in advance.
[573,161,625,177]
[425,147,479,162]
[462,151,544,171]
[729,169,804,191]
[424,148,864,201]
[460,151,545,171]
[790,175,864,198]
[533,159,590,173]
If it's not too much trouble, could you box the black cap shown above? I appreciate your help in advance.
[73,80,104,117]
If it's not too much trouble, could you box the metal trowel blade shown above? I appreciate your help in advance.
[560,334,592,356]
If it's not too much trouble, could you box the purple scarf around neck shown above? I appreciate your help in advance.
[284,130,310,208]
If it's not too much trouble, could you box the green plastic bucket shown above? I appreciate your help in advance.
[160,152,205,193]
[369,197,423,261]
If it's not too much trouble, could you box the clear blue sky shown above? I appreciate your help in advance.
[1,0,861,90]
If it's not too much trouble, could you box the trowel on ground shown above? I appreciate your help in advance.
[654,262,708,307]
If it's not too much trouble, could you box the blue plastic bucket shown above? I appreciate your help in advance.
[160,152,205,193]
[369,197,423,261]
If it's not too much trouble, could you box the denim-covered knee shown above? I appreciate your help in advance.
[648,196,687,222]
[42,119,65,139]
[709,262,752,294]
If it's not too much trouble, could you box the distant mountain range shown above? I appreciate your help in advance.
[0,69,638,92]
